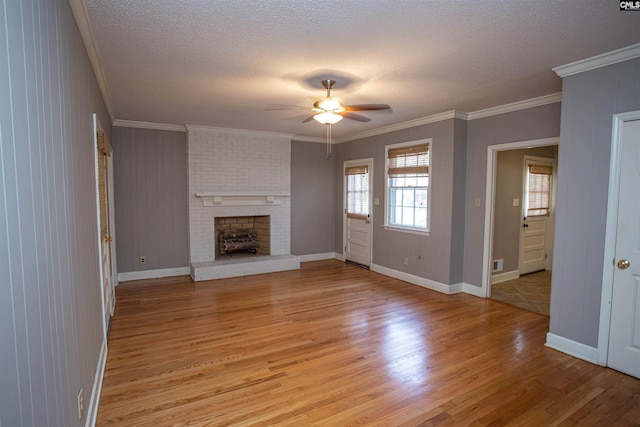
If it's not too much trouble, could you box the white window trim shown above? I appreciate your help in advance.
[384,138,432,235]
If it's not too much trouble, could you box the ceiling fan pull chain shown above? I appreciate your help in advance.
[326,124,332,159]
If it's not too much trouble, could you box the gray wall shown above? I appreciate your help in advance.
[450,119,468,284]
[463,103,562,288]
[335,119,466,286]
[291,141,336,256]
[0,0,111,425]
[493,146,556,273]
[550,57,640,348]
[112,127,189,273]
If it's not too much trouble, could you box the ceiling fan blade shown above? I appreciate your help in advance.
[302,114,317,123]
[343,104,391,111]
[342,112,371,122]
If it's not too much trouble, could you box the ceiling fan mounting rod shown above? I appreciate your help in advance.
[322,79,336,96]
[321,79,336,89]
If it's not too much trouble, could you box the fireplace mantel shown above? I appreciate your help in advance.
[194,192,289,207]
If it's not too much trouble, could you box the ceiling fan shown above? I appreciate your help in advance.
[268,79,391,125]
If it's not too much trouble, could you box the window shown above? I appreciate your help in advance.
[525,164,552,217]
[345,165,369,219]
[385,140,430,232]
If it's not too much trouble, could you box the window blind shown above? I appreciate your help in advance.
[98,130,112,156]
[527,165,551,216]
[346,166,369,219]
[97,131,112,240]
[345,165,368,176]
[387,144,429,176]
[529,164,552,175]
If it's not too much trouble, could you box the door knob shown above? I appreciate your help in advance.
[617,259,630,270]
[522,223,529,228]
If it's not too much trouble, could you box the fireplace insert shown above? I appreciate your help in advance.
[220,231,259,257]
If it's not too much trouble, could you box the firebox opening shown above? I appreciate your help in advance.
[214,216,270,259]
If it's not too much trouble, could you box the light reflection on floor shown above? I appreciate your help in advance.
[382,318,430,384]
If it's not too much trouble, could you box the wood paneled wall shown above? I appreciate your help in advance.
[291,141,337,256]
[463,103,562,287]
[111,127,188,273]
[335,119,465,286]
[551,57,640,348]
[0,0,111,425]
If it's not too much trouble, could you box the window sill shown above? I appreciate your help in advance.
[384,225,430,236]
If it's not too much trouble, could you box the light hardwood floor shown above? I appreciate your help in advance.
[97,260,640,426]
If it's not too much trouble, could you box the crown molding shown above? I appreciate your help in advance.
[467,93,562,120]
[113,119,187,132]
[185,124,294,140]
[291,135,333,144]
[337,110,466,143]
[336,93,563,143]
[115,93,562,143]
[68,0,115,123]
[553,43,640,78]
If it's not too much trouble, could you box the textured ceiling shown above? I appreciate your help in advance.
[84,0,640,139]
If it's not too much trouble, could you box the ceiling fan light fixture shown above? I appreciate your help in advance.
[314,111,343,125]
[317,97,343,112]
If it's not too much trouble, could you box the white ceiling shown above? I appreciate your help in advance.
[83,0,640,140]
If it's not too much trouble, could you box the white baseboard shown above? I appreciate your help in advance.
[491,269,519,284]
[298,252,340,262]
[367,265,487,298]
[335,252,345,262]
[545,332,600,365]
[118,267,190,282]
[448,283,463,293]
[85,338,108,427]
[371,263,459,294]
[462,282,485,297]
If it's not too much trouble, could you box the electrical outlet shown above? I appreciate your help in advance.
[77,389,84,419]
[140,256,146,264]
[474,197,481,207]
[404,257,409,266]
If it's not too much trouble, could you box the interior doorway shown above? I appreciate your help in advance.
[482,138,559,315]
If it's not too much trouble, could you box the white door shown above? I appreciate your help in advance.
[520,217,546,274]
[344,159,373,267]
[519,159,553,275]
[608,118,640,379]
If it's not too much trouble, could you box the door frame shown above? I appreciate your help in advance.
[343,158,374,266]
[598,110,640,365]
[482,137,559,298]
[107,145,117,315]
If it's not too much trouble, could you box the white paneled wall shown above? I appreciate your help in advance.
[187,126,292,263]
[0,0,110,425]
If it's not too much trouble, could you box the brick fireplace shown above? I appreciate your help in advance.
[187,126,300,280]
